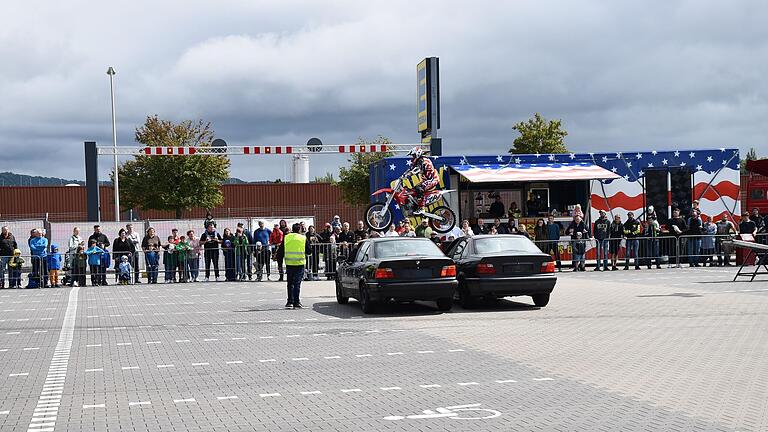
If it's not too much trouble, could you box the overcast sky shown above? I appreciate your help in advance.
[1,1,766,182]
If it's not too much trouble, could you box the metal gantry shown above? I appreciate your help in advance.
[96,143,426,156]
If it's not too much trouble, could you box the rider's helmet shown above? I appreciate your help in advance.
[407,147,425,163]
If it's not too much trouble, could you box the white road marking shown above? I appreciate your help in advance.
[286,335,300,338]
[417,350,435,354]
[129,401,151,406]
[9,373,29,377]
[231,337,246,340]
[448,349,465,352]
[324,356,341,359]
[121,366,140,370]
[312,333,328,336]
[23,347,40,351]
[259,336,274,339]
[495,379,517,383]
[85,344,101,347]
[191,362,209,366]
[116,342,132,346]
[146,341,162,344]
[380,387,402,391]
[175,340,191,343]
[341,389,362,393]
[291,358,309,361]
[533,377,554,381]
[217,396,239,400]
[82,404,105,409]
[156,364,175,368]
[226,361,243,364]
[0,410,9,415]
[259,359,276,363]
[259,393,280,398]
[355,354,372,358]
[85,369,103,372]
[173,399,196,404]
[419,384,441,388]
[300,391,322,395]
[458,382,479,386]
[387,352,404,356]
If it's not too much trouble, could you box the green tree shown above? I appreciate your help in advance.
[740,147,758,174]
[509,113,569,154]
[116,115,231,219]
[337,136,393,205]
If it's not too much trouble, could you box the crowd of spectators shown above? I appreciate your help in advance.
[0,206,766,287]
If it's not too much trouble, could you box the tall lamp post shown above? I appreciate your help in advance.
[107,66,120,222]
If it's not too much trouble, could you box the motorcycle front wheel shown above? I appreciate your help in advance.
[428,205,456,234]
[365,202,393,232]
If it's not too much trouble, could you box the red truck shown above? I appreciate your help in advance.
[745,159,768,214]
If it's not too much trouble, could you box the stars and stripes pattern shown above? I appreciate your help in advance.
[377,148,741,222]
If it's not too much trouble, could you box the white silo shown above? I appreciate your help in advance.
[291,154,310,183]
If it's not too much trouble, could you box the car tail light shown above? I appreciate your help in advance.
[440,265,456,277]
[374,268,395,279]
[541,261,555,273]
[476,263,496,275]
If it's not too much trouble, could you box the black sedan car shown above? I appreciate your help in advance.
[335,237,458,313]
[445,235,556,308]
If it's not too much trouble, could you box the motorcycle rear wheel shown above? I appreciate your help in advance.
[428,205,456,234]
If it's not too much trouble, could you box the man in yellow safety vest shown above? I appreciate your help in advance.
[283,223,312,309]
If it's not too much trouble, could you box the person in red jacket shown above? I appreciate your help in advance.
[269,224,285,281]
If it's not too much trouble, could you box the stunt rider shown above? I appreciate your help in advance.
[405,147,439,215]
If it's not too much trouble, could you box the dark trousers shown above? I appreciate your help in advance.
[255,249,271,278]
[545,241,562,269]
[90,264,101,286]
[132,253,140,283]
[31,256,49,287]
[187,256,199,281]
[147,265,159,284]
[9,269,22,287]
[286,266,304,305]
[204,249,219,278]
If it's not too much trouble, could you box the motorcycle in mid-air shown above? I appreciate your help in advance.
[365,173,456,234]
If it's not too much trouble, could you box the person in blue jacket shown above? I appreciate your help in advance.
[253,220,272,280]
[28,228,49,288]
[85,240,105,286]
[46,244,63,288]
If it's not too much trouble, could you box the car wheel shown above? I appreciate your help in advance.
[436,298,453,311]
[456,281,474,309]
[335,278,349,304]
[359,284,376,314]
[531,293,550,307]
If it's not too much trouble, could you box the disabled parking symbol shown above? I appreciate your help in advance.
[383,403,501,421]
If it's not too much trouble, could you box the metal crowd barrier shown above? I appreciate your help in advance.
[2,233,766,287]
[531,235,741,270]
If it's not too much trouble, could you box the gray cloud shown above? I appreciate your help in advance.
[1,0,767,182]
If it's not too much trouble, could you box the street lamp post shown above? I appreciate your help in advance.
[107,66,120,222]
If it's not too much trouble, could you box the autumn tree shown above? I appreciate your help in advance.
[337,136,393,206]
[116,115,230,219]
[510,113,569,154]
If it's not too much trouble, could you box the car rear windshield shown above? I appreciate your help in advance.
[374,240,444,258]
[474,237,542,254]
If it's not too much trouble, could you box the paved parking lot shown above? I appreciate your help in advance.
[0,268,766,431]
